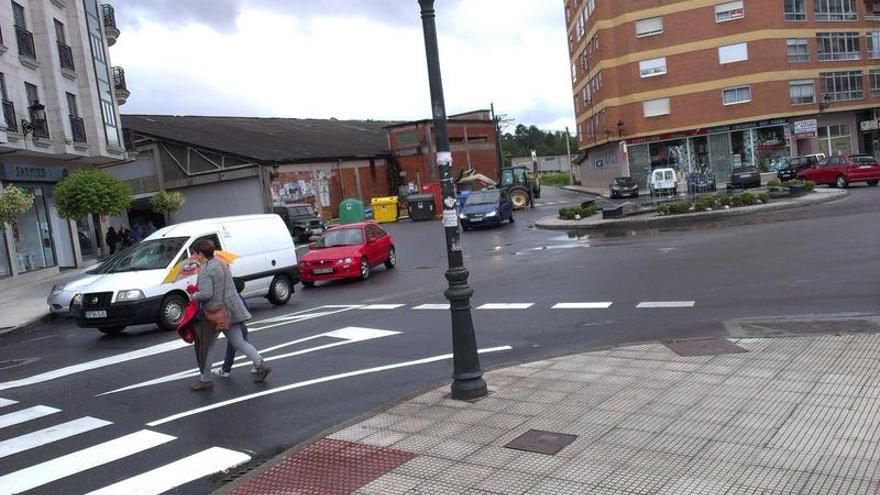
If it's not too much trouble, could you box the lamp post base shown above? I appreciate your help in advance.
[451,375,488,401]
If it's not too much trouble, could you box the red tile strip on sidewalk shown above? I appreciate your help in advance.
[231,438,415,495]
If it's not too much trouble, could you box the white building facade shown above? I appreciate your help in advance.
[0,0,127,281]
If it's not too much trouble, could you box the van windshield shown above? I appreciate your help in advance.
[92,237,188,274]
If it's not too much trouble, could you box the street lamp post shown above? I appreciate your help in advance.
[418,0,487,401]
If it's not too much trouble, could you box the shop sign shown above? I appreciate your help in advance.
[793,119,817,138]
[706,118,787,135]
[860,120,879,132]
[626,128,705,145]
[0,163,67,182]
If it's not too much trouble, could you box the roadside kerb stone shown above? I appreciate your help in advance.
[535,189,847,231]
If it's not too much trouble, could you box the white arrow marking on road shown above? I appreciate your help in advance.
[413,304,450,310]
[0,406,60,429]
[0,305,361,392]
[553,302,614,309]
[0,430,175,495]
[147,345,513,427]
[97,327,400,396]
[84,446,251,495]
[477,303,534,310]
[0,417,112,459]
[636,301,696,308]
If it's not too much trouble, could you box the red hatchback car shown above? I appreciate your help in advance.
[299,222,396,287]
[797,154,880,188]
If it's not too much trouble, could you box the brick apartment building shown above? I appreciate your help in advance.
[566,0,880,194]
[386,110,501,192]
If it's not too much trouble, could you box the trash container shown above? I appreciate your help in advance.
[371,196,399,223]
[408,194,436,222]
[338,198,365,224]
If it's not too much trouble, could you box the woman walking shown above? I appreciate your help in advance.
[188,239,270,391]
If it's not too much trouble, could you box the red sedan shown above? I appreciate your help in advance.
[797,154,880,188]
[299,222,396,287]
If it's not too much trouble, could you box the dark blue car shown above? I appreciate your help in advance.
[459,189,514,230]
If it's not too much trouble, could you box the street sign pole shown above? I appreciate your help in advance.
[418,0,487,401]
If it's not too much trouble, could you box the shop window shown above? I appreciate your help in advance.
[786,39,809,62]
[817,125,852,156]
[0,229,10,277]
[638,57,667,78]
[820,71,864,101]
[871,70,880,96]
[635,17,663,38]
[814,0,858,21]
[817,32,860,62]
[789,80,816,104]
[722,86,751,105]
[11,185,55,273]
[643,98,670,118]
[718,42,748,64]
[784,0,806,21]
[755,127,790,172]
[715,1,744,22]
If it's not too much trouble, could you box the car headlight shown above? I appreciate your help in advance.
[486,211,497,217]
[50,284,65,295]
[72,293,82,307]
[117,289,145,302]
[459,213,467,219]
[336,257,353,264]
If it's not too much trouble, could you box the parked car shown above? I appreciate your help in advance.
[74,215,299,335]
[273,204,326,243]
[48,265,110,315]
[459,189,515,230]
[299,222,395,287]
[609,177,639,198]
[778,154,825,181]
[797,155,880,188]
[649,168,678,196]
[728,167,762,190]
[686,173,717,193]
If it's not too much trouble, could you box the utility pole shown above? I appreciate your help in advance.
[418,0,487,401]
[491,102,504,176]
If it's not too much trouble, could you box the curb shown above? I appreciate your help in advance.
[535,190,847,231]
[0,312,57,338]
[559,185,604,198]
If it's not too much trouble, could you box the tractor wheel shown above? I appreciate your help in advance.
[510,189,530,209]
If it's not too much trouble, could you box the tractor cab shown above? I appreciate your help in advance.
[499,166,541,209]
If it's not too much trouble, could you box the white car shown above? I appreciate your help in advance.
[73,214,299,335]
[649,168,678,196]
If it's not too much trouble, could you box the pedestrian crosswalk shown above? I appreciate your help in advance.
[363,301,696,312]
[0,399,251,495]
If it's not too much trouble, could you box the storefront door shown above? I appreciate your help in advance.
[12,185,56,273]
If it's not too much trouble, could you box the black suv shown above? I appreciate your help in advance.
[778,155,821,181]
[273,204,325,243]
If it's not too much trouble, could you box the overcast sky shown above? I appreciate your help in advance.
[109,0,575,132]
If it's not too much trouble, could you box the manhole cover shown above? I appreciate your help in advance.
[664,338,747,357]
[505,429,577,456]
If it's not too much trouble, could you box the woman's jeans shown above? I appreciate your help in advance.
[199,322,261,382]
[221,323,250,373]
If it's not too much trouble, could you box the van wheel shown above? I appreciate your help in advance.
[159,294,187,331]
[98,326,125,335]
[268,275,292,305]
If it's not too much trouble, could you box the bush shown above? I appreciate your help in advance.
[717,195,732,207]
[0,185,34,225]
[668,202,693,215]
[540,172,571,187]
[150,191,185,215]
[558,207,576,220]
[767,178,782,191]
[758,192,770,203]
[730,194,744,207]
[805,180,816,192]
[695,195,717,211]
[738,191,756,206]
[656,204,670,215]
[558,204,598,220]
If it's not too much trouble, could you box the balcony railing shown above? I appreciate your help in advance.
[112,67,130,105]
[2,100,16,132]
[57,41,75,71]
[101,4,119,46]
[30,114,49,139]
[70,115,86,143]
[15,26,36,60]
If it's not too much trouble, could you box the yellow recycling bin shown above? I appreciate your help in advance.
[370,196,399,223]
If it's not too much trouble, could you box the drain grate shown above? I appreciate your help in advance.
[505,429,577,456]
[664,338,747,357]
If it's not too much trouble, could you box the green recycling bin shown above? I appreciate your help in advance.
[338,198,365,224]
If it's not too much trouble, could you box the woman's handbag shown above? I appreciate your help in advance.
[203,262,230,332]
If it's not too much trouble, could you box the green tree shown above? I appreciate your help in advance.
[500,124,575,166]
[150,191,185,215]
[53,170,131,219]
[0,185,34,225]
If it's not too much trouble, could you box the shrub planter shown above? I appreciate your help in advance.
[602,205,625,219]
[789,183,807,197]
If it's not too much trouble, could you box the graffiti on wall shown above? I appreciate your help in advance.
[271,169,334,214]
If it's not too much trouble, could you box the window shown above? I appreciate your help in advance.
[789,80,816,104]
[817,32,860,61]
[814,0,858,21]
[24,82,38,106]
[718,42,748,64]
[0,73,7,101]
[871,70,880,96]
[817,124,851,156]
[24,82,48,138]
[635,17,663,37]
[722,86,751,105]
[638,57,667,78]
[571,62,577,83]
[54,19,65,43]
[820,71,864,101]
[66,92,78,116]
[715,1,744,22]
[784,0,806,20]
[868,33,880,59]
[643,98,670,117]
[787,39,809,62]
[12,1,25,27]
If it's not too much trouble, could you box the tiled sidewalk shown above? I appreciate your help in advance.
[224,333,880,494]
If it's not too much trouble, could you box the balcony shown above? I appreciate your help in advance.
[70,115,86,144]
[101,4,119,46]
[112,67,130,105]
[57,41,75,74]
[2,100,17,133]
[15,26,37,64]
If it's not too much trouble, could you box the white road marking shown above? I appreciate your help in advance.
[359,304,406,310]
[0,417,112,459]
[552,302,613,309]
[414,304,450,310]
[98,327,400,396]
[477,303,534,310]
[147,346,513,427]
[0,430,175,495]
[0,305,358,392]
[84,446,252,495]
[0,405,60,429]
[636,301,696,308]
[0,398,17,408]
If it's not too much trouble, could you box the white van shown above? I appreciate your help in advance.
[74,215,299,335]
[649,168,678,196]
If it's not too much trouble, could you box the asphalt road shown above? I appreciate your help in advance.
[0,185,877,495]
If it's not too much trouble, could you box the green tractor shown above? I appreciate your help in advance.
[500,166,540,209]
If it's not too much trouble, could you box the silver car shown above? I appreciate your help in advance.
[47,259,112,315]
